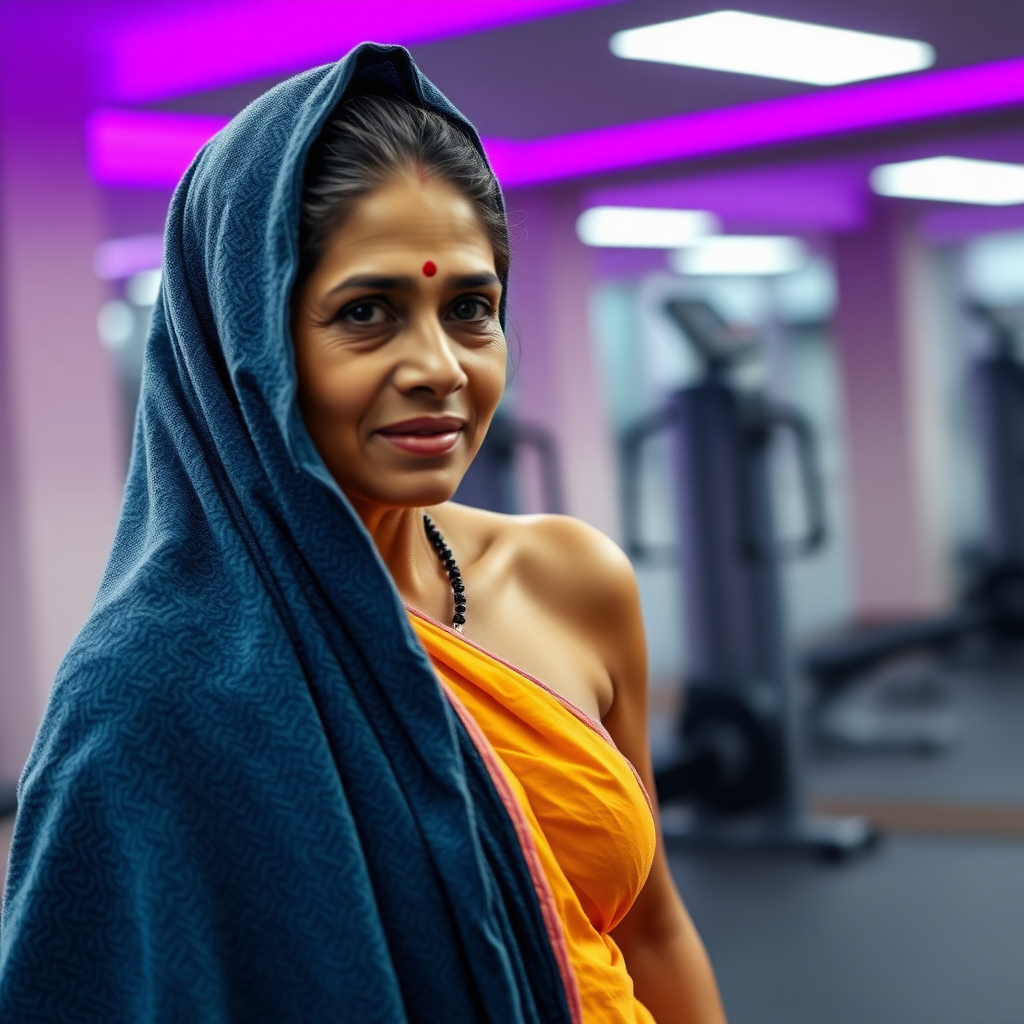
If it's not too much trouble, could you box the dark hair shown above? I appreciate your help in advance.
[297,95,509,290]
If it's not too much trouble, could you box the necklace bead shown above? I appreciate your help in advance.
[423,513,466,632]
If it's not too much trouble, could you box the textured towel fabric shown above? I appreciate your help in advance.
[0,44,574,1024]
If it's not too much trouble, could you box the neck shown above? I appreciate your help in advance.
[348,496,441,607]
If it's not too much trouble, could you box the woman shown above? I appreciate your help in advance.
[0,44,725,1024]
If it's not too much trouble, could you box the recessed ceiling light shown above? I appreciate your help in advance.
[610,11,935,86]
[126,269,163,307]
[669,237,807,276]
[97,300,136,350]
[576,206,719,247]
[870,156,1024,205]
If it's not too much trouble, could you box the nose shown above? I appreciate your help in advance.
[393,314,468,398]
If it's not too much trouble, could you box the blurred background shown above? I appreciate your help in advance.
[1,2,1023,1021]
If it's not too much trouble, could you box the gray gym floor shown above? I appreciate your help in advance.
[668,645,1024,1024]
[673,835,1024,1024]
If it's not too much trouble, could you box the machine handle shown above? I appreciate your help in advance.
[620,406,681,561]
[1008,364,1024,478]
[970,303,1024,477]
[745,402,828,561]
[507,421,565,514]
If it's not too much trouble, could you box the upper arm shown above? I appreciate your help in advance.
[525,516,651,781]
[588,544,691,950]
[532,517,692,949]
[526,519,726,1018]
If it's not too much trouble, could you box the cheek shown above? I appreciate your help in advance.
[297,353,380,448]
[471,342,507,410]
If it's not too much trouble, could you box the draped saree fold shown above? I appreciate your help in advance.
[408,610,658,1024]
[0,44,578,1024]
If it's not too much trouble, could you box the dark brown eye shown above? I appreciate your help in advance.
[339,300,388,326]
[450,298,490,322]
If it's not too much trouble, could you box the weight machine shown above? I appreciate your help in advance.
[622,299,875,858]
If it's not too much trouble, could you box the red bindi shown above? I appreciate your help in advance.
[422,260,437,277]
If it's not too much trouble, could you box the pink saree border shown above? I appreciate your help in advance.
[442,683,584,1024]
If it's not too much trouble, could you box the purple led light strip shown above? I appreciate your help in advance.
[102,0,621,103]
[88,58,1024,190]
[487,57,1024,186]
[87,110,230,189]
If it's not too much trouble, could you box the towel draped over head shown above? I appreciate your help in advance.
[0,44,574,1024]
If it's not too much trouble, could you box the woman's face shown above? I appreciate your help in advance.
[291,171,506,514]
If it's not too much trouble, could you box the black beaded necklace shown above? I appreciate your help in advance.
[423,513,466,632]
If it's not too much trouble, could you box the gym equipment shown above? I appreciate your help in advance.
[964,303,1024,630]
[803,303,1024,748]
[622,299,875,859]
[454,408,564,514]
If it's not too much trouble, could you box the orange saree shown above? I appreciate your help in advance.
[408,609,658,1024]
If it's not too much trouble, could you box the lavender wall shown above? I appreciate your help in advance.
[832,203,953,619]
[0,28,125,783]
[505,187,621,540]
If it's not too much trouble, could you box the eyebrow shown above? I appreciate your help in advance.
[449,272,502,289]
[325,271,502,297]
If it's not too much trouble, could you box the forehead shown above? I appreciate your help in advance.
[319,174,496,271]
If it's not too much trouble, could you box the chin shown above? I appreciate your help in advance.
[357,469,465,510]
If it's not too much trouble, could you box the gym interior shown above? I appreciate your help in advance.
[1,2,1022,1021]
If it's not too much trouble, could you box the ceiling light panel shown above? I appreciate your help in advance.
[93,234,164,279]
[670,237,807,276]
[610,11,935,86]
[576,206,720,247]
[871,156,1024,205]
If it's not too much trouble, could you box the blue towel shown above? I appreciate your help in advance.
[0,44,573,1024]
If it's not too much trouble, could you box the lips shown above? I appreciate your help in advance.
[375,416,465,456]
[377,416,466,436]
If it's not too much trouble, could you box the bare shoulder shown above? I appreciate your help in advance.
[462,506,641,653]
[516,519,654,795]
[439,502,638,617]
[516,513,639,618]
[520,516,650,722]
[431,503,647,717]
